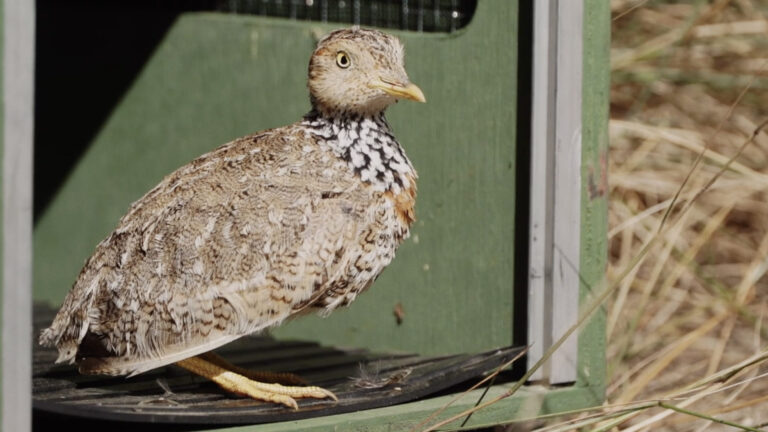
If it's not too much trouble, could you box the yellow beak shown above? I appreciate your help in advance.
[369,78,426,103]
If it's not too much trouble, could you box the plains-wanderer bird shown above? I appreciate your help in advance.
[39,27,425,409]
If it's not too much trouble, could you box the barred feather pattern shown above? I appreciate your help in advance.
[39,26,420,377]
[39,116,416,376]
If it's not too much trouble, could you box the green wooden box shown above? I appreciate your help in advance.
[1,0,609,430]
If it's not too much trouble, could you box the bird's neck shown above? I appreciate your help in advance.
[302,110,416,194]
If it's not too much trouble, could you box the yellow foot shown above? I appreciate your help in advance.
[199,351,307,385]
[176,355,337,409]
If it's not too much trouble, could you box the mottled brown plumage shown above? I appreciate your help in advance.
[39,27,424,408]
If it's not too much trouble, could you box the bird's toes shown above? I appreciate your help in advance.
[271,383,338,402]
[268,393,299,410]
[301,385,338,402]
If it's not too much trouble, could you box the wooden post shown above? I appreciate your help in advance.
[528,0,585,384]
[2,0,34,430]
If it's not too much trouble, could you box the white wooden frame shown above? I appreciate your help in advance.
[3,0,35,429]
[527,0,583,384]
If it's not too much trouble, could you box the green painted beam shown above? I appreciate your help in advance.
[207,384,604,432]
[576,0,611,392]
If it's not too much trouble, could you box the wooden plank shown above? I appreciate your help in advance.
[549,0,584,385]
[527,0,588,385]
[172,384,603,432]
[2,0,34,430]
[527,0,557,382]
[528,0,609,391]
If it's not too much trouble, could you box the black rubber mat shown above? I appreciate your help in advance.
[33,304,523,425]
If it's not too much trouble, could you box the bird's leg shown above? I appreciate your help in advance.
[175,355,337,410]
[199,351,307,385]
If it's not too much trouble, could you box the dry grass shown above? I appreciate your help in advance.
[413,2,768,431]
[606,0,768,430]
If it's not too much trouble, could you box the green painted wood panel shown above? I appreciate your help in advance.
[576,0,610,392]
[209,385,604,432]
[34,1,518,356]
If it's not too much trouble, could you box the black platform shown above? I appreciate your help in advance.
[33,304,523,427]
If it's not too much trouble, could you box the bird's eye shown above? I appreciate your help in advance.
[336,51,351,68]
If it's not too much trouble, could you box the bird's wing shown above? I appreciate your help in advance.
[41,126,374,375]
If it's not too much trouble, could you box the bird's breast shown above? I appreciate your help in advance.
[383,173,417,229]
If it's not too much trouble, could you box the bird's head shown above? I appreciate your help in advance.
[308,27,425,117]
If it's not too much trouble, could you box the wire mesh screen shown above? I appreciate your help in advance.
[215,0,477,32]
